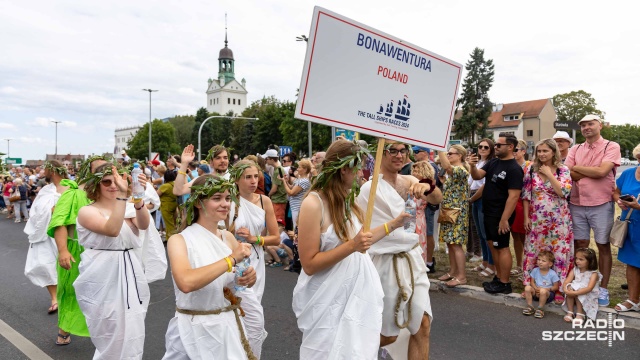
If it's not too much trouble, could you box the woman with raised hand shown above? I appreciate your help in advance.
[228,160,280,358]
[293,139,408,360]
[74,164,151,359]
[278,159,312,225]
[469,139,496,277]
[162,175,256,359]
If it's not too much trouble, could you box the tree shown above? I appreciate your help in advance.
[127,120,181,160]
[168,115,196,148]
[242,96,289,154]
[552,90,604,123]
[454,47,495,143]
[279,114,332,156]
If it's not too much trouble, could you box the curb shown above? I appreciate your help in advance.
[429,280,640,330]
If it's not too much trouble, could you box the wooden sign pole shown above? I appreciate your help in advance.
[363,138,385,232]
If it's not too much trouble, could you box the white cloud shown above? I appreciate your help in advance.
[0,86,18,94]
[0,122,16,129]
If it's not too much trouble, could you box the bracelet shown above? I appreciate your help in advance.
[178,170,187,176]
[231,257,237,266]
[384,223,390,236]
[224,256,233,272]
[134,200,145,210]
[423,183,436,197]
[116,197,129,201]
[255,235,263,246]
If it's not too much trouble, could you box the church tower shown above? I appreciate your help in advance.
[206,17,248,115]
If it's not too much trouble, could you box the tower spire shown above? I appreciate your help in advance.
[224,13,228,48]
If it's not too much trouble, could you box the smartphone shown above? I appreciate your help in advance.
[278,167,284,178]
[620,194,634,202]
[472,147,478,155]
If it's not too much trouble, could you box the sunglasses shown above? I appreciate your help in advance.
[494,143,510,148]
[447,152,460,156]
[478,145,490,150]
[100,179,114,187]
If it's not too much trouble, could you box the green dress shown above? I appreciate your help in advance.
[47,179,91,336]
[439,166,470,245]
[159,181,178,237]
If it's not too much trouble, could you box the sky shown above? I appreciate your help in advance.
[1,0,638,161]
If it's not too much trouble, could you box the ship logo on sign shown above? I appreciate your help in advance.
[377,95,411,122]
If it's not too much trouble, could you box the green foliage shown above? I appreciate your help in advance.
[552,90,604,123]
[241,96,288,155]
[127,120,181,160]
[168,115,196,148]
[455,47,495,142]
[279,112,332,157]
[606,124,640,158]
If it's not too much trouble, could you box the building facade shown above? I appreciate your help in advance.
[114,125,141,156]
[206,30,248,115]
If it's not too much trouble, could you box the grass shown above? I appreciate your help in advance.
[429,207,628,309]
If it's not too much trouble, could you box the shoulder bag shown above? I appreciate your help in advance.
[437,207,461,224]
[610,193,639,248]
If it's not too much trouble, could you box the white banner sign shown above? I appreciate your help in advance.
[295,7,462,150]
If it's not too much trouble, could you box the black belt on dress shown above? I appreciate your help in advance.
[88,247,142,309]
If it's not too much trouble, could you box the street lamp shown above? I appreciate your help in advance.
[51,120,61,156]
[198,116,259,161]
[142,89,159,160]
[3,138,12,158]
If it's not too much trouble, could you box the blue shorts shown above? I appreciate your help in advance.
[282,239,294,250]
[426,207,436,236]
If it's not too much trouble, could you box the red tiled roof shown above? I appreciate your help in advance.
[488,99,549,128]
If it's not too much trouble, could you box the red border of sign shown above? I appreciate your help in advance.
[299,10,462,148]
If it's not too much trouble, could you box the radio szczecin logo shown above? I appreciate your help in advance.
[541,313,624,347]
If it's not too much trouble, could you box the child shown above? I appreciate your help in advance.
[562,248,601,324]
[265,219,294,268]
[522,250,560,319]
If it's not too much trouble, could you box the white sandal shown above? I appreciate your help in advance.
[479,267,495,277]
[472,264,486,272]
[615,299,640,312]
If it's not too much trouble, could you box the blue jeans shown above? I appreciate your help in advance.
[472,198,493,265]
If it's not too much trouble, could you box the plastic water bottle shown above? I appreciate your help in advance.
[131,163,145,201]
[234,257,250,292]
[404,195,417,233]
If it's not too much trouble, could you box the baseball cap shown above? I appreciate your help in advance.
[198,164,211,173]
[578,114,602,124]
[263,149,279,158]
[552,131,573,145]
[276,218,285,226]
[151,159,160,166]
[121,150,126,155]
[412,146,429,153]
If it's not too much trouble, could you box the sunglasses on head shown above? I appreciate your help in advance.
[100,179,114,187]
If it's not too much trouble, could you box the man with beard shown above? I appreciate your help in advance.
[173,144,230,196]
[24,161,69,316]
[469,133,523,294]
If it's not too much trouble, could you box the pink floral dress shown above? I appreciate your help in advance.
[415,198,428,263]
[521,164,574,288]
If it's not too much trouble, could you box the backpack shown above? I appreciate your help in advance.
[263,171,272,194]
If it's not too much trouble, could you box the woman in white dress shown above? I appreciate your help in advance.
[75,164,151,359]
[163,174,256,360]
[293,139,409,360]
[228,160,280,358]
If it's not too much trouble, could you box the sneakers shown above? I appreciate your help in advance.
[484,281,512,294]
[482,276,499,288]
[598,287,610,306]
[469,255,483,262]
[426,257,436,274]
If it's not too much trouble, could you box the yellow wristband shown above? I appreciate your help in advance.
[178,170,188,176]
[224,256,233,272]
[384,223,390,236]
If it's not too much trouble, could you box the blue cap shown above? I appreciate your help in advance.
[133,163,140,168]
[198,164,210,173]
[411,146,429,153]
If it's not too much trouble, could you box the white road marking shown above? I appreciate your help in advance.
[0,318,53,360]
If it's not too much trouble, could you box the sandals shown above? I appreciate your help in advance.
[269,262,283,268]
[472,264,486,272]
[574,313,586,325]
[563,311,574,323]
[479,268,495,277]
[283,265,291,271]
[615,299,640,312]
[445,277,466,288]
[56,332,71,346]
[510,268,523,276]
[522,305,535,316]
[265,260,275,266]
[438,273,454,281]
[48,303,58,314]
[534,309,545,319]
